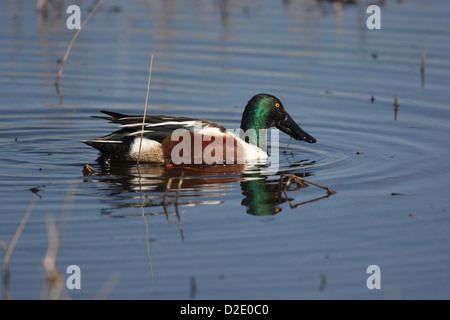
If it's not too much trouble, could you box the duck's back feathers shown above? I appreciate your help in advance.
[83,111,229,162]
[94,110,226,132]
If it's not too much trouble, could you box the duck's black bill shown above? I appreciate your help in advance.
[276,113,316,143]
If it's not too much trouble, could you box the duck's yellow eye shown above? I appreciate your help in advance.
[275,103,280,108]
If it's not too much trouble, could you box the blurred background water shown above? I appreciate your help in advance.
[1,0,450,299]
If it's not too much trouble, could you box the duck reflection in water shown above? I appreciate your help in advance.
[85,162,333,217]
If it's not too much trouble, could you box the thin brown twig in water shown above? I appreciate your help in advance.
[285,192,331,209]
[41,216,65,300]
[174,172,184,204]
[137,182,154,283]
[283,174,307,190]
[93,272,120,300]
[41,185,77,300]
[36,0,47,12]
[140,203,154,284]
[174,173,184,241]
[163,178,173,223]
[298,178,335,195]
[2,194,38,300]
[420,49,426,74]
[281,174,336,196]
[137,54,154,166]
[134,164,154,284]
[280,174,336,209]
[394,95,399,121]
[283,136,292,153]
[421,49,426,89]
[55,0,104,87]
[164,178,173,206]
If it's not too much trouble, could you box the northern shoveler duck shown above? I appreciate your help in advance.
[82,93,316,164]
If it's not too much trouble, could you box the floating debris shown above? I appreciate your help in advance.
[82,164,95,176]
[29,185,45,198]
[279,174,336,209]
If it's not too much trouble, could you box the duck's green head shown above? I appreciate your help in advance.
[240,93,316,146]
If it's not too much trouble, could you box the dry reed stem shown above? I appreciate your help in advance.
[142,208,154,283]
[421,49,426,74]
[41,216,65,300]
[2,194,38,300]
[394,95,399,121]
[137,54,154,166]
[40,185,76,300]
[175,173,184,204]
[164,178,173,206]
[162,178,173,223]
[134,165,154,285]
[55,0,104,87]
[138,188,154,283]
[93,272,120,300]
[421,49,426,88]
[36,0,47,12]
[175,173,185,241]
[282,136,293,153]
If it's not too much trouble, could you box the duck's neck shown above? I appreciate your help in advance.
[240,110,268,148]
